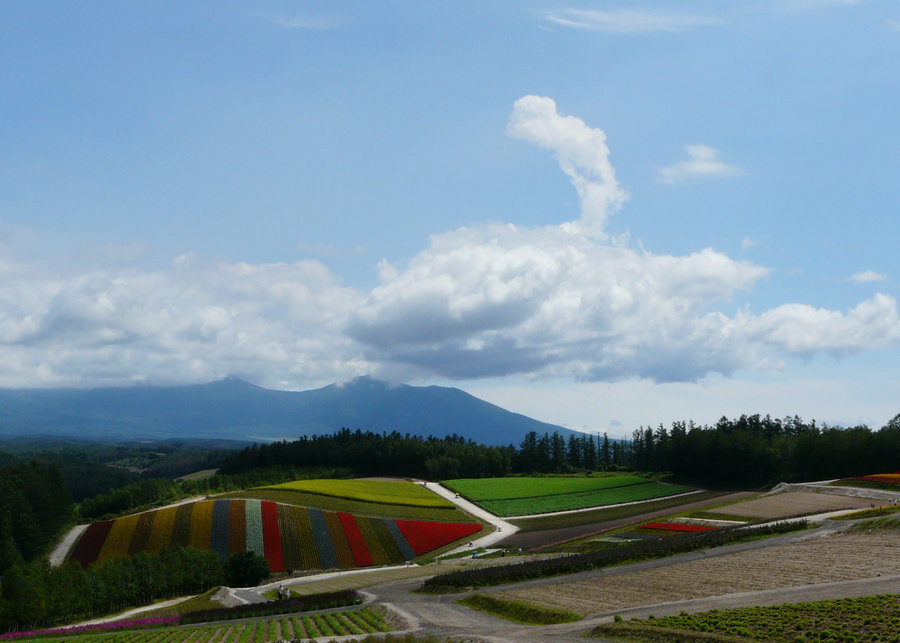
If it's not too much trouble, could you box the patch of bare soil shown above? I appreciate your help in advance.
[716,491,888,520]
[496,531,900,616]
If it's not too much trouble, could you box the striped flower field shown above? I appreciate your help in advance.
[68,499,482,572]
[849,472,900,485]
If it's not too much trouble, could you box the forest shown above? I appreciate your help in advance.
[0,411,898,631]
[219,413,900,486]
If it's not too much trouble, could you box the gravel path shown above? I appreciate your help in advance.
[48,524,88,567]
[425,481,520,553]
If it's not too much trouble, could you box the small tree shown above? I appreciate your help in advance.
[225,552,270,588]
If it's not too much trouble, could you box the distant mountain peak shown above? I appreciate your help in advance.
[0,376,575,445]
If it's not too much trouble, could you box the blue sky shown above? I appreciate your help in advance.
[2,1,899,436]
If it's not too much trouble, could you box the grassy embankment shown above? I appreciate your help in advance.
[456,594,580,625]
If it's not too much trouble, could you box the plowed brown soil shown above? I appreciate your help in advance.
[495,530,900,616]
[716,491,889,520]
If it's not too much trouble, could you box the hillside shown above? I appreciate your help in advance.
[0,376,574,446]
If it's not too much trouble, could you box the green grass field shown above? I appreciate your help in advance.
[261,479,453,507]
[444,474,653,501]
[592,594,900,642]
[444,476,694,517]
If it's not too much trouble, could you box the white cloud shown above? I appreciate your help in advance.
[0,253,368,389]
[741,236,758,251]
[742,293,900,355]
[347,97,900,382]
[261,12,339,30]
[659,144,743,184]
[506,95,627,237]
[2,97,898,390]
[546,9,722,34]
[847,270,887,284]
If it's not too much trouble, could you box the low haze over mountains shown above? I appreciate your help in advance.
[0,376,573,446]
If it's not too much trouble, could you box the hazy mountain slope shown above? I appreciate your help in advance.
[0,376,574,445]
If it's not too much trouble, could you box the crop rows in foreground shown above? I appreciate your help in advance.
[22,606,391,643]
[592,594,900,642]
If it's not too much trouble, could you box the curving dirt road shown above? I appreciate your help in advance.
[362,520,900,641]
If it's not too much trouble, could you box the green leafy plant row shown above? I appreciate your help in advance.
[592,593,900,642]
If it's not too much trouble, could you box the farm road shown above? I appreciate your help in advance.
[423,481,519,553]
[499,490,755,550]
[365,521,897,641]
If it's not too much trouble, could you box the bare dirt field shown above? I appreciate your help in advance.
[494,529,900,616]
[715,491,889,520]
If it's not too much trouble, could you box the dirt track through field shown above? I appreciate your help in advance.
[499,491,754,550]
[495,529,900,616]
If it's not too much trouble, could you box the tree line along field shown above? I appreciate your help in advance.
[443,475,695,516]
[68,498,482,572]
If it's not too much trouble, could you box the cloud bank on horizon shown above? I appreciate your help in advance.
[1,96,897,390]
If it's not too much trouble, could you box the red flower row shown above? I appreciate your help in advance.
[393,519,483,555]
[850,473,900,485]
[70,501,482,571]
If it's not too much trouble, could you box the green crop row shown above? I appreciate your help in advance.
[443,474,656,501]
[592,594,900,642]
[26,607,391,642]
[261,479,453,507]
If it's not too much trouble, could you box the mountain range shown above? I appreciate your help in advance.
[0,376,574,446]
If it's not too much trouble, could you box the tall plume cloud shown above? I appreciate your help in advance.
[506,95,627,238]
[2,96,898,389]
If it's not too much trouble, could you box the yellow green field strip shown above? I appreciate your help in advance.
[443,475,656,501]
[224,489,471,521]
[261,479,452,507]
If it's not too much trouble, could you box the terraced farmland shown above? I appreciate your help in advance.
[444,475,695,517]
[68,499,482,572]
[592,594,900,643]
[20,606,392,642]
[231,478,470,521]
[261,478,452,507]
